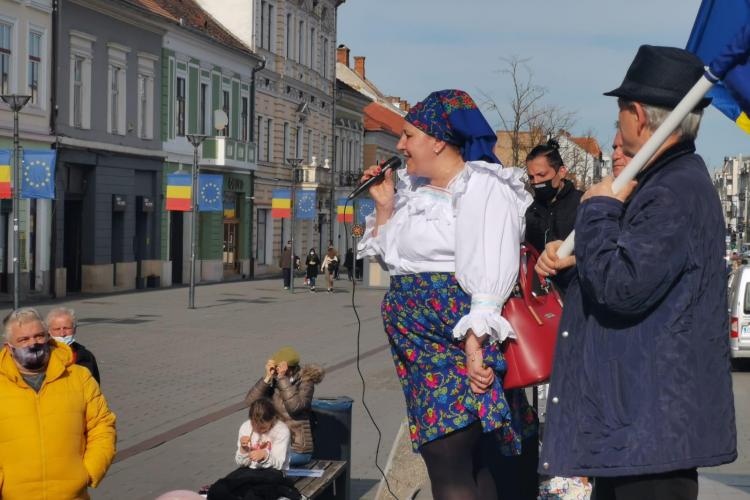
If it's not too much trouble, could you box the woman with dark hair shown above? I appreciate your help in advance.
[358,89,538,500]
[524,138,583,294]
[304,249,320,292]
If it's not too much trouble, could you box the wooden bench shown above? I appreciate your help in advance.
[291,459,348,500]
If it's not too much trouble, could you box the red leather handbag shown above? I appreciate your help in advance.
[501,243,563,389]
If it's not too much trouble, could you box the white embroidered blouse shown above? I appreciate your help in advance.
[357,161,532,343]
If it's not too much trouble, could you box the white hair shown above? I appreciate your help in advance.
[4,308,46,341]
[619,98,703,141]
[45,307,78,329]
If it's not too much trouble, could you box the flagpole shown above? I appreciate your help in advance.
[556,74,715,259]
[186,134,207,309]
[287,157,303,293]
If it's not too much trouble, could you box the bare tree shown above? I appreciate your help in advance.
[480,56,576,167]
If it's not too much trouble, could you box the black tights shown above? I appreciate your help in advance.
[420,422,498,500]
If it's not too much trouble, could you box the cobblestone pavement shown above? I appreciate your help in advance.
[2,278,748,499]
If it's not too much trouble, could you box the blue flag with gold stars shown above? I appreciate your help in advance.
[295,189,316,220]
[356,199,375,224]
[198,174,223,212]
[21,150,56,199]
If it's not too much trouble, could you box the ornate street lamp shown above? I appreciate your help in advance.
[186,134,207,309]
[286,157,303,293]
[1,94,32,309]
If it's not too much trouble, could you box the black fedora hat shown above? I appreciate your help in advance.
[604,45,711,109]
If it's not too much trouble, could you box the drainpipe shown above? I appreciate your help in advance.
[49,0,60,298]
[328,5,339,247]
[248,57,265,280]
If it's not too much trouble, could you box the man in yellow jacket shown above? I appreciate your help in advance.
[0,307,116,500]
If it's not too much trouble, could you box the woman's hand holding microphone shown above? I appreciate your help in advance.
[360,163,396,233]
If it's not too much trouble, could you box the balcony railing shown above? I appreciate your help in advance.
[338,172,360,187]
[200,136,257,172]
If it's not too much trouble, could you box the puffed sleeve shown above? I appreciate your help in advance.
[453,163,532,342]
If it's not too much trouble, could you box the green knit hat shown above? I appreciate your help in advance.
[271,346,300,367]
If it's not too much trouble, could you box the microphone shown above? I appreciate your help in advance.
[347,156,402,200]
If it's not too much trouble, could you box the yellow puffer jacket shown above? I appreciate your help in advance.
[0,341,116,500]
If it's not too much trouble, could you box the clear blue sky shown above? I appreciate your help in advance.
[337,0,749,169]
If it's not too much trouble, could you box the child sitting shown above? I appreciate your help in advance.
[235,398,291,470]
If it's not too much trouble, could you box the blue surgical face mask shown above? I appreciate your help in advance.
[52,335,76,346]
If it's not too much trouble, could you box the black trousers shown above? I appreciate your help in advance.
[592,468,698,500]
[282,268,291,288]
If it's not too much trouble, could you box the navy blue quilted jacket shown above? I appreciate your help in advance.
[539,141,737,477]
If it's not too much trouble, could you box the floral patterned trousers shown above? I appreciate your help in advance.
[382,272,537,454]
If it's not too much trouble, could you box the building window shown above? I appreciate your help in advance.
[322,37,328,78]
[266,118,272,162]
[241,96,249,141]
[322,135,328,162]
[107,43,129,135]
[110,66,120,133]
[260,1,266,49]
[295,125,302,159]
[27,31,41,104]
[307,129,313,162]
[256,115,262,156]
[256,208,267,263]
[283,122,290,160]
[266,3,273,51]
[72,56,83,127]
[137,52,156,139]
[309,27,315,69]
[222,89,230,137]
[0,22,11,95]
[69,31,94,129]
[176,76,186,136]
[297,21,304,65]
[199,82,208,134]
[285,14,292,59]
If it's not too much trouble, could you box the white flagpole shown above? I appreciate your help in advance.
[557,73,715,258]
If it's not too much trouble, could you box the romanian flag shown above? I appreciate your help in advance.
[337,197,353,223]
[0,150,11,199]
[166,173,192,211]
[272,188,291,218]
[687,0,750,134]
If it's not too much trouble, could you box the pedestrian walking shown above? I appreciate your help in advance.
[358,89,537,500]
[539,46,737,499]
[304,249,320,292]
[280,241,293,290]
[320,247,339,292]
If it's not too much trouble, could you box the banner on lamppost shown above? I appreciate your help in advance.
[166,173,192,211]
[21,149,56,199]
[272,188,291,218]
[295,189,316,220]
[198,174,223,212]
[0,150,11,199]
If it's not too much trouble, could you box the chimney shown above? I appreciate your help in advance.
[354,56,366,80]
[337,44,350,67]
[400,100,410,112]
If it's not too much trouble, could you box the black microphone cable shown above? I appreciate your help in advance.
[343,196,400,500]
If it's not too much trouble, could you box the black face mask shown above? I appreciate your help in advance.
[532,180,559,203]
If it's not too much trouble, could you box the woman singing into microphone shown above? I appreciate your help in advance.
[358,89,537,499]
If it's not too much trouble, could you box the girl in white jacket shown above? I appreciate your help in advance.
[235,398,291,470]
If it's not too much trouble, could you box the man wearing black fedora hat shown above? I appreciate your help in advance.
[539,45,737,499]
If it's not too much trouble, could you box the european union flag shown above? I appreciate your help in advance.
[295,189,316,220]
[198,174,223,212]
[21,150,56,199]
[356,199,375,224]
[687,0,750,134]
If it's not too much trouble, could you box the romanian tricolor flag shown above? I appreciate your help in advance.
[166,173,192,211]
[272,188,291,218]
[337,197,353,223]
[0,150,11,199]
[687,0,750,135]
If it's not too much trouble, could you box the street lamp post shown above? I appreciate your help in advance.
[1,94,32,310]
[286,157,303,293]
[186,134,207,309]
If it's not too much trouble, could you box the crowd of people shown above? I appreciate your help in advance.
[0,44,739,500]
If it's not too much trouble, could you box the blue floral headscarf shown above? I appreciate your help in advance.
[404,89,501,164]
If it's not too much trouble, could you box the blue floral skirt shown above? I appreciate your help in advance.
[382,272,537,454]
